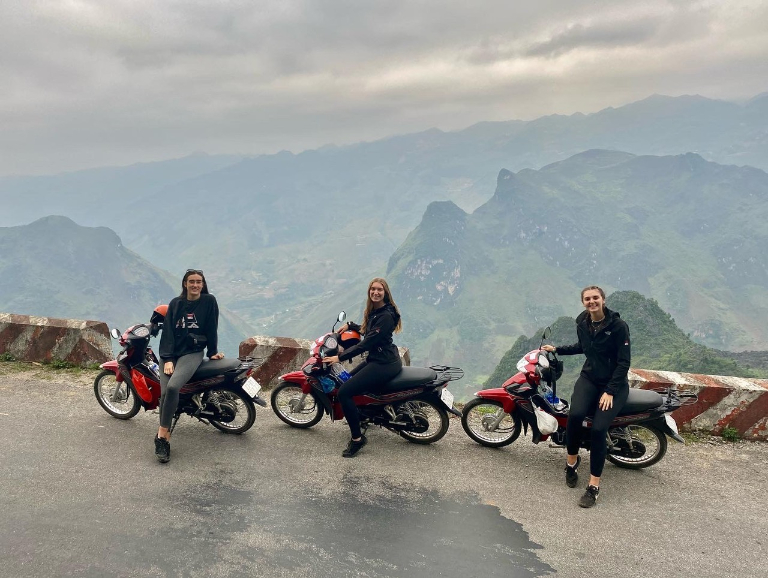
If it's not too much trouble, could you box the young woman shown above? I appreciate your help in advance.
[542,285,631,507]
[154,269,223,463]
[322,278,403,457]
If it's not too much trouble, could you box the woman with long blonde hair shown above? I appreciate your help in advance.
[322,277,403,457]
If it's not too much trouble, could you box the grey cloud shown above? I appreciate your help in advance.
[0,1,766,175]
[524,18,663,58]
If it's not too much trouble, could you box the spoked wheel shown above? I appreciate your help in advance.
[397,398,450,445]
[461,398,521,447]
[606,424,668,469]
[94,370,141,419]
[207,389,256,434]
[270,382,323,428]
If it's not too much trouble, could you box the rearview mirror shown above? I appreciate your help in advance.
[110,328,120,339]
[337,311,346,323]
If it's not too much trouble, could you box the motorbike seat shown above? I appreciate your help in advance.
[618,388,663,415]
[190,358,241,381]
[382,366,438,391]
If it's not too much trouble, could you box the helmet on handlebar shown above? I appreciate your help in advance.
[149,304,168,336]
[338,329,361,348]
[541,358,564,384]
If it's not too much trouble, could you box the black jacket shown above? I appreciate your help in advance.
[159,294,219,361]
[338,304,401,365]
[556,306,631,395]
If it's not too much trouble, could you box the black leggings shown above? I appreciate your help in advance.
[566,375,629,478]
[158,351,204,429]
[338,358,403,439]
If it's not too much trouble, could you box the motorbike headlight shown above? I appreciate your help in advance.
[132,325,150,338]
[324,336,338,349]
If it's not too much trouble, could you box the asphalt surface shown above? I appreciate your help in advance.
[1,366,766,578]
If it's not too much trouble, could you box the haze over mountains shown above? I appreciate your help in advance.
[2,92,767,387]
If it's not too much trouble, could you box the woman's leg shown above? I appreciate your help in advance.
[337,359,402,440]
[565,375,602,464]
[157,351,204,438]
[587,385,629,482]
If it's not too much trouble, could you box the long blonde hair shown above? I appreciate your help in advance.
[361,277,402,334]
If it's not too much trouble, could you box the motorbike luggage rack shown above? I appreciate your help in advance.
[238,356,264,366]
[650,387,698,407]
[429,365,464,382]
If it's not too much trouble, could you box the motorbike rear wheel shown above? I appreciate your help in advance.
[606,423,668,469]
[398,398,450,444]
[207,389,256,434]
[94,369,141,419]
[271,382,323,428]
[461,398,521,447]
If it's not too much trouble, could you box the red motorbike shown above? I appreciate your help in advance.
[270,312,463,444]
[94,306,267,434]
[461,329,697,468]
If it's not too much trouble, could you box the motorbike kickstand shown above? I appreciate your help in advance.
[169,414,181,434]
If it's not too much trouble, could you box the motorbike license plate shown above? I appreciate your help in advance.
[664,413,679,435]
[440,388,454,409]
[242,377,262,398]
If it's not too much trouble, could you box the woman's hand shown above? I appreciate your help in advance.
[210,353,224,360]
[598,392,614,411]
[323,355,340,364]
[164,361,174,375]
[338,324,348,333]
[542,345,556,353]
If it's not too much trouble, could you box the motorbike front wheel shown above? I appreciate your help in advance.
[461,398,521,447]
[271,382,323,428]
[207,389,256,434]
[94,369,141,419]
[606,423,668,469]
[398,398,450,445]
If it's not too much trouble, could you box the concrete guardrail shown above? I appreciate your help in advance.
[0,313,112,365]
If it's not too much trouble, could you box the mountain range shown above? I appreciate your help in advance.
[1,93,767,344]
[0,216,254,355]
[1,92,767,386]
[387,149,768,388]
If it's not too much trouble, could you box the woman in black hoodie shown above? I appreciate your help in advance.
[543,285,631,508]
[154,269,223,463]
[323,277,403,457]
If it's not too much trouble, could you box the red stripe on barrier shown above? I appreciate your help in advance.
[672,385,732,427]
[716,391,768,438]
[0,323,27,351]
[253,346,304,385]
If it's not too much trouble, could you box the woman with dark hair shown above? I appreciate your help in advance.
[542,285,631,507]
[322,277,403,457]
[154,269,223,463]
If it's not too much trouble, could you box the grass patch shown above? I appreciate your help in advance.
[0,352,17,362]
[721,427,740,442]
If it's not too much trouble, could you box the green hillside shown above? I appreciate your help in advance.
[0,216,254,355]
[387,150,768,395]
[484,291,765,401]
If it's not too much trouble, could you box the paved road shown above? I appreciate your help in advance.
[1,367,766,578]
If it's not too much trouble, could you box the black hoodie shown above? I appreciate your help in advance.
[555,306,631,395]
[338,304,401,365]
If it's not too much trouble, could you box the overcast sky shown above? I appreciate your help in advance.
[1,0,766,176]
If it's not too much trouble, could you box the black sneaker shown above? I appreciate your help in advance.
[342,435,367,458]
[565,455,580,488]
[579,485,599,508]
[155,435,170,463]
